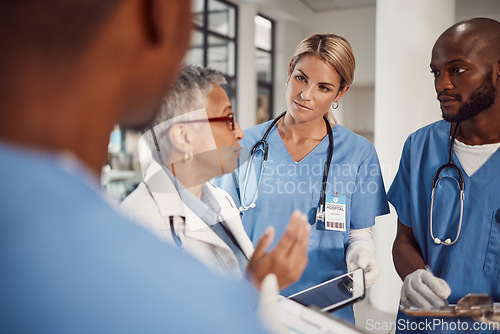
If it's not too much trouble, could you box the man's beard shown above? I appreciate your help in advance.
[442,71,496,123]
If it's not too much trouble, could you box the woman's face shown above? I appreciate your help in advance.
[195,84,244,175]
[286,53,348,123]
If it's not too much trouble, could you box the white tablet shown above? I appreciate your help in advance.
[287,268,365,312]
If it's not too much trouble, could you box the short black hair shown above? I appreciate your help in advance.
[0,0,121,61]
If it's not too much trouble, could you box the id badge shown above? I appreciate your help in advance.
[324,193,346,231]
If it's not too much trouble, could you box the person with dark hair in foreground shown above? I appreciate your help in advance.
[0,1,269,333]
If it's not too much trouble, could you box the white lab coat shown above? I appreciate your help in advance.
[120,161,255,280]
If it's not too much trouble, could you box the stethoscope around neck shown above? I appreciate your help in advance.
[429,123,465,246]
[239,111,334,225]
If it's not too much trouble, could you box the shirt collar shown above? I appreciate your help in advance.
[162,166,221,226]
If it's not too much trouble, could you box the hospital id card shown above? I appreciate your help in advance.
[325,194,346,231]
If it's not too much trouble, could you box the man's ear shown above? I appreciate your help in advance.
[117,0,191,128]
[143,0,192,46]
[143,0,164,44]
[168,123,193,154]
[142,0,159,44]
[494,61,500,85]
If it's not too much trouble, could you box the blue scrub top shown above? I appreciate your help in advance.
[388,120,500,333]
[0,143,267,334]
[214,118,390,322]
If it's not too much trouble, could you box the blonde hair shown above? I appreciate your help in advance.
[289,33,355,123]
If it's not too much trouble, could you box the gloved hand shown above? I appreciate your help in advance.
[257,274,286,334]
[346,247,380,288]
[401,269,451,310]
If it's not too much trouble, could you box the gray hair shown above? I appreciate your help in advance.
[145,64,227,131]
[138,65,226,168]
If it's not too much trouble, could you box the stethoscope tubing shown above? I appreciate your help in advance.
[239,113,285,211]
[429,123,465,246]
[240,111,334,221]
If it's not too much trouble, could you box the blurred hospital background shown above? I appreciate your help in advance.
[102,0,500,332]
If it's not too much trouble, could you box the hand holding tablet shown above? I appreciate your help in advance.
[287,268,365,312]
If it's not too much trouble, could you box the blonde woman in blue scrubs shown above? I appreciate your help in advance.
[214,33,390,323]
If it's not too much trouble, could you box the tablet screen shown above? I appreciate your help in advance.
[288,269,364,312]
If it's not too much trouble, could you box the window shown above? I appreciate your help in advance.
[186,0,238,107]
[255,14,274,124]
[102,126,143,202]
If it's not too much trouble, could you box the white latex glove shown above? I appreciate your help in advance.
[401,269,451,310]
[346,247,380,288]
[257,274,286,334]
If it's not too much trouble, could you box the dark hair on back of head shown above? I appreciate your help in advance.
[0,0,121,61]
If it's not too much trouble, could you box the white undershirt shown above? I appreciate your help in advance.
[454,139,500,176]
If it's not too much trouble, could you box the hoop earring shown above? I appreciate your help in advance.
[331,101,339,109]
[183,151,193,162]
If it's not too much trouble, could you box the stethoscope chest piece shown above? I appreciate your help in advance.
[433,237,452,245]
[316,204,325,224]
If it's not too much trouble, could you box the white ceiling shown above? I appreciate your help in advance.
[299,0,376,12]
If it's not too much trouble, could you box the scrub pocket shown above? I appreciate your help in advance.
[484,209,500,273]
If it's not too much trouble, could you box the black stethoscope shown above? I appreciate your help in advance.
[429,123,465,246]
[239,111,334,225]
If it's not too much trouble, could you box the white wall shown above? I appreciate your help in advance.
[456,0,500,21]
[272,20,309,117]
[236,2,258,129]
[340,87,375,141]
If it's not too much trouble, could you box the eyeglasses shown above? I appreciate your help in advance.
[180,113,236,131]
[148,113,236,154]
